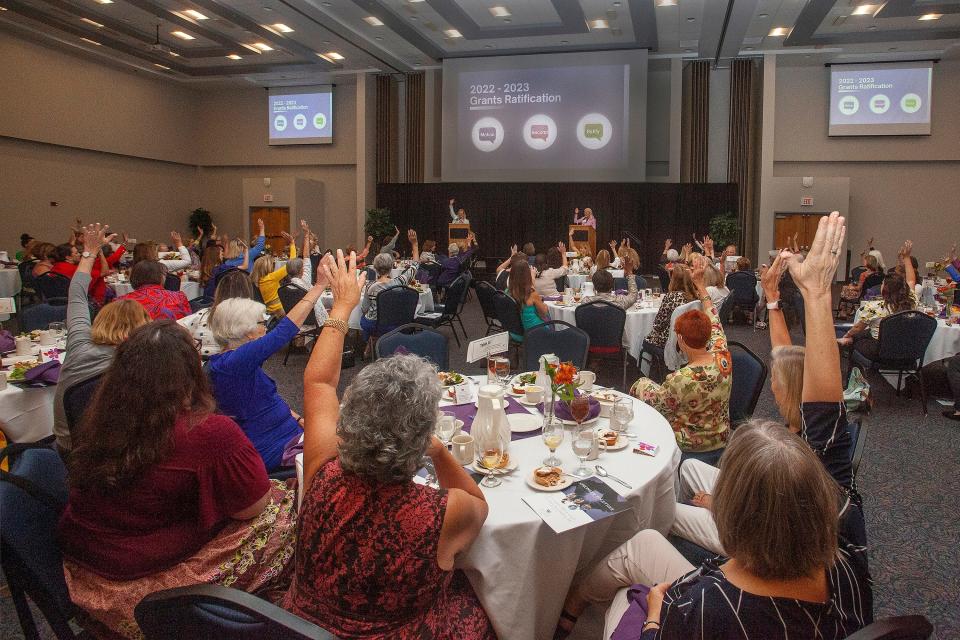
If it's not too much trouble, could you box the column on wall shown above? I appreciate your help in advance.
[376,74,399,184]
[404,72,426,183]
[681,60,710,183]
[728,58,762,257]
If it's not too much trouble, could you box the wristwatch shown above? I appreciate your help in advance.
[766,299,782,310]
[81,251,92,259]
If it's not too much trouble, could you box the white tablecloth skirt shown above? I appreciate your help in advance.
[110,280,202,300]
[925,320,960,365]
[546,302,660,361]
[320,289,434,330]
[0,268,22,320]
[0,384,56,443]
[567,271,625,291]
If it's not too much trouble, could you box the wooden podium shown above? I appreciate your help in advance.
[449,223,471,251]
[569,225,596,257]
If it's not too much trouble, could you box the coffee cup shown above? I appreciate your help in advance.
[38,330,55,346]
[451,434,476,465]
[576,370,596,391]
[524,385,544,404]
[15,336,32,356]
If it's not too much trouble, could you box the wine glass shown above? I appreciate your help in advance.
[571,429,594,477]
[478,435,506,488]
[436,412,457,444]
[570,395,591,428]
[494,356,511,390]
[573,287,582,304]
[613,398,636,440]
[542,418,564,466]
[48,322,65,339]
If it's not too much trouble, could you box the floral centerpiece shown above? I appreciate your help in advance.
[544,360,581,421]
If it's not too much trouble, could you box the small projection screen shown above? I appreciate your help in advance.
[828,62,933,136]
[268,85,333,145]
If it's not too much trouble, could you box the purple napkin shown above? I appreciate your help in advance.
[444,395,541,441]
[615,289,629,295]
[21,360,61,386]
[0,330,14,353]
[610,584,651,640]
[543,295,563,302]
[537,394,601,421]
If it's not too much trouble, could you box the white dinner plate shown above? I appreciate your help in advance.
[2,354,39,367]
[600,435,630,451]
[525,471,574,492]
[561,415,600,427]
[470,456,518,475]
[507,413,542,433]
[507,372,538,396]
[516,395,542,407]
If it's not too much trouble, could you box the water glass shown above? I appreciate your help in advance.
[613,399,636,440]
[571,430,594,477]
[48,322,65,338]
[493,356,511,389]
[479,435,506,488]
[436,412,457,444]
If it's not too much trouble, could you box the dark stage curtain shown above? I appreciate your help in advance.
[377,183,739,273]
[403,72,425,183]
[681,60,710,184]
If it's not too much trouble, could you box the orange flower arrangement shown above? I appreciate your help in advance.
[545,360,581,407]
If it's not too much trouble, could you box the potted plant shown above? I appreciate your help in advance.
[364,208,394,244]
[188,208,213,237]
[708,211,740,250]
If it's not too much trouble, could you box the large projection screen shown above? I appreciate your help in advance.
[828,62,933,136]
[441,50,647,182]
[267,85,333,145]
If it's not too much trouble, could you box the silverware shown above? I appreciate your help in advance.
[594,464,632,489]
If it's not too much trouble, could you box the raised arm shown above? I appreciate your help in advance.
[357,236,373,260]
[407,229,420,262]
[900,240,916,290]
[760,252,792,348]
[238,242,250,272]
[690,255,726,351]
[381,227,401,254]
[788,212,845,403]
[302,251,365,484]
[68,224,115,347]
[160,231,192,271]
[558,241,569,269]
[496,246,518,274]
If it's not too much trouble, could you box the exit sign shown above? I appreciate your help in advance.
[263,194,274,202]
[801,196,813,207]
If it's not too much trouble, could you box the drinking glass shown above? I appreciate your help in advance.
[478,435,506,488]
[542,418,564,466]
[570,395,591,427]
[652,286,661,296]
[486,355,499,384]
[613,398,636,440]
[48,322,65,339]
[494,356,511,389]
[436,412,457,444]
[571,430,594,477]
[573,287,582,304]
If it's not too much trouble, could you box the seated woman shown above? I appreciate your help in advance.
[533,243,569,297]
[592,249,613,274]
[286,220,329,327]
[119,260,191,320]
[178,269,255,358]
[631,257,730,459]
[29,242,56,278]
[285,252,494,639]
[130,232,192,272]
[360,233,419,341]
[838,240,917,360]
[508,258,548,342]
[59,320,296,639]
[51,240,126,305]
[643,265,699,348]
[251,233,298,316]
[207,278,331,471]
[54,224,151,454]
[580,253,639,309]
[703,261,729,307]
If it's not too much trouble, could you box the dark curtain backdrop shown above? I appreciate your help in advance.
[375,74,398,184]
[377,182,738,273]
[681,60,710,183]
[403,72,425,183]
[728,59,762,257]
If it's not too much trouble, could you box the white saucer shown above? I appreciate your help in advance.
[507,413,542,433]
[525,472,574,492]
[516,395,542,407]
[470,457,518,475]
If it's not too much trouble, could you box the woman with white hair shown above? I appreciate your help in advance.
[207,269,336,471]
[359,230,419,342]
[285,250,494,639]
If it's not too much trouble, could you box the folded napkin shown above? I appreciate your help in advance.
[609,584,651,640]
[538,394,601,421]
[542,295,563,302]
[21,360,61,386]
[0,330,14,353]
[614,289,628,295]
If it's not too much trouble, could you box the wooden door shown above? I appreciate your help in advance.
[250,207,290,256]
[774,213,825,251]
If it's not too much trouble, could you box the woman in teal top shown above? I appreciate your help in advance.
[508,260,548,342]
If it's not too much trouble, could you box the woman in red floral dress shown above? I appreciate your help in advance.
[284,251,495,640]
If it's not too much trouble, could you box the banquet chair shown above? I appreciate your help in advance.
[728,341,768,427]
[17,259,41,308]
[554,275,568,293]
[35,272,71,304]
[371,285,419,356]
[475,281,503,336]
[847,415,867,488]
[524,321,590,371]
[20,302,68,332]
[375,324,449,370]
[656,266,671,291]
[639,340,667,383]
[849,265,868,285]
[612,277,627,291]
[724,271,759,325]
[277,283,322,365]
[862,271,884,293]
[63,374,104,433]
[163,273,181,292]
[415,275,469,347]
[494,269,510,291]
[850,310,937,414]
[135,584,339,640]
[633,275,649,290]
[493,292,525,367]
[575,301,628,390]
[0,447,81,640]
[843,615,933,640]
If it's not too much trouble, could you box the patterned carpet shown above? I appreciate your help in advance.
[3,292,958,639]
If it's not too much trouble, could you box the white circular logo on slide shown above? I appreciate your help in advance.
[576,113,612,150]
[293,113,307,130]
[522,114,557,150]
[274,115,287,132]
[869,94,890,115]
[838,96,859,116]
[900,93,922,114]
[471,117,504,152]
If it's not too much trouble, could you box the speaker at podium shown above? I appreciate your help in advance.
[569,225,596,257]
[449,223,471,251]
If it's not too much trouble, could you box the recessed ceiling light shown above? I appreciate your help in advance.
[182,9,207,20]
[686,16,695,22]
[81,17,104,27]
[654,0,677,7]
[489,6,511,18]
[171,30,195,40]
[226,54,242,60]
[745,46,754,50]
[271,23,294,32]
[154,63,171,69]
[758,13,768,18]
[251,42,273,51]
[316,51,344,62]
[850,4,878,16]
[444,28,462,37]
[241,43,262,53]
[589,18,609,29]
[80,37,102,45]
[93,0,113,4]
[614,1,622,6]
[918,13,942,20]
[767,26,789,36]
[363,16,384,26]
[867,25,878,30]
[169,50,180,56]
[685,48,692,52]
[408,0,425,3]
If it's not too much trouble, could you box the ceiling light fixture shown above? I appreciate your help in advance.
[589,18,609,29]
[81,17,104,27]
[154,63,171,69]
[918,12,942,20]
[251,42,273,51]
[489,6,511,18]
[363,16,384,26]
[316,51,344,63]
[686,16,695,22]
[93,0,113,4]
[271,22,294,32]
[241,43,262,53]
[171,30,195,40]
[444,28,462,37]
[758,13,768,18]
[654,0,677,7]
[169,50,180,56]
[182,9,207,20]
[80,37,102,45]
[227,54,242,59]
[850,4,878,16]
[767,26,789,36]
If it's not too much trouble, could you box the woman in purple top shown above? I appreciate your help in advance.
[437,232,477,288]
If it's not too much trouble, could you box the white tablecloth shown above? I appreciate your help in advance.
[567,270,625,291]
[924,319,960,364]
[546,301,660,361]
[295,379,680,639]
[320,288,434,330]
[0,268,21,320]
[109,280,202,300]
[0,384,56,443]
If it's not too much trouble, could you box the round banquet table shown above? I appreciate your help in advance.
[1,340,66,443]
[0,268,21,320]
[924,319,960,365]
[320,287,434,330]
[546,300,661,362]
[294,377,680,639]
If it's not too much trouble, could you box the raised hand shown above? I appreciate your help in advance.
[196,225,204,238]
[407,229,418,242]
[122,232,130,245]
[366,235,373,245]
[82,223,116,251]
[622,253,634,275]
[558,241,567,253]
[898,240,913,259]
[510,244,518,255]
[449,197,455,206]
[785,211,845,298]
[663,239,672,251]
[574,207,580,216]
[690,254,707,289]
[609,240,618,252]
[170,231,182,247]
[761,251,787,301]
[300,219,309,233]
[321,249,364,313]
[280,231,294,243]
[257,219,265,235]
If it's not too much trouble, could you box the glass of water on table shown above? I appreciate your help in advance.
[612,398,636,440]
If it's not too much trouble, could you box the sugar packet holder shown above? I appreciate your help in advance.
[632,441,660,457]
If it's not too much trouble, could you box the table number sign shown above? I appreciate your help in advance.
[466,332,509,363]
[0,298,15,315]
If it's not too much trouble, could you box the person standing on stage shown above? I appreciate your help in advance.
[449,198,470,225]
[573,207,596,229]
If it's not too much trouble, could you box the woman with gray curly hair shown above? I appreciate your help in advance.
[285,251,494,640]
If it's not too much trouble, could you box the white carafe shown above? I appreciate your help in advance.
[473,384,511,459]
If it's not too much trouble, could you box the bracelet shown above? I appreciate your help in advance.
[323,318,349,336]
[643,620,661,629]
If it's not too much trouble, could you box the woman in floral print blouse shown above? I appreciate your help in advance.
[631,255,731,455]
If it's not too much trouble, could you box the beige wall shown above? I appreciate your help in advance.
[770,58,960,266]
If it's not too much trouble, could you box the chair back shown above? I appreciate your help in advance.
[524,321,590,370]
[847,415,867,480]
[726,270,759,305]
[664,300,703,371]
[862,271,884,291]
[364,266,377,282]
[728,341,768,424]
[575,301,626,353]
[375,323,449,370]
[656,266,671,291]
[493,292,524,338]
[612,277,627,291]
[494,270,510,291]
[717,294,734,325]
[418,262,441,284]
[375,285,419,329]
[633,274,648,289]
[475,281,499,323]
[849,265,868,284]
[876,311,938,365]
[21,303,68,332]
[277,283,317,326]
[163,273,181,292]
[35,272,71,302]
[135,584,338,640]
[63,375,104,433]
[842,615,933,640]
[554,275,568,292]
[0,447,77,639]
[441,276,469,318]
[18,260,38,291]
